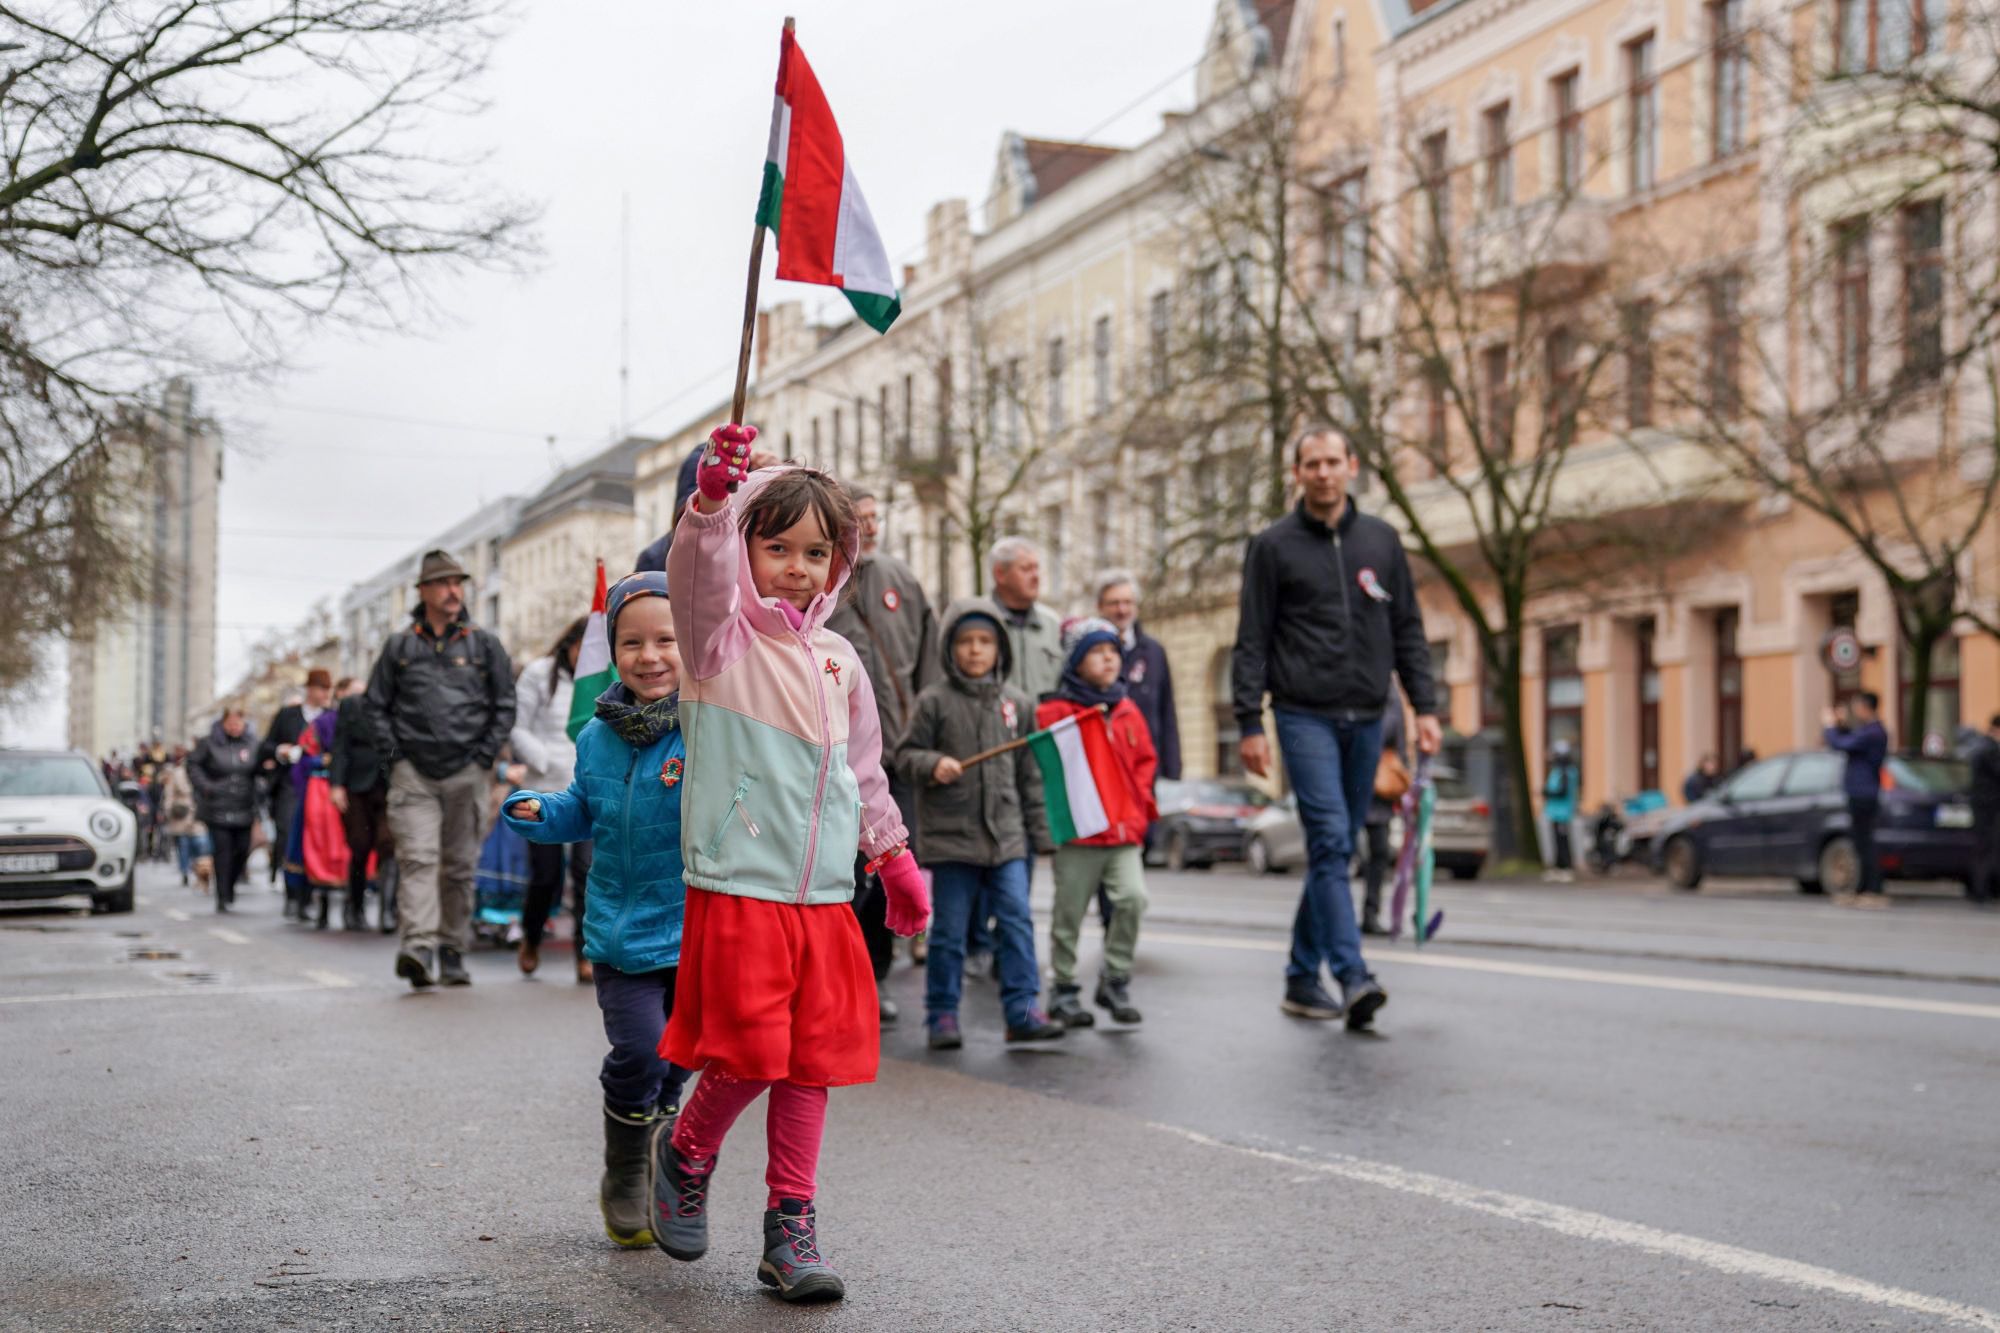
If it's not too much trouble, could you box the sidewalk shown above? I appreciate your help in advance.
[1047,865,2000,988]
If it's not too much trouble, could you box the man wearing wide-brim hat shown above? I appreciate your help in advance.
[359,548,516,989]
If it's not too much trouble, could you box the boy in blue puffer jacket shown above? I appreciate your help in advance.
[503,571,693,1250]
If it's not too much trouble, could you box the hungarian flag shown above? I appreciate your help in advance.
[1026,712,1114,844]
[757,24,901,333]
[566,561,612,742]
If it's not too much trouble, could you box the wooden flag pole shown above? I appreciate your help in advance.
[958,703,1110,771]
[728,16,794,430]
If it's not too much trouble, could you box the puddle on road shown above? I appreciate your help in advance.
[126,946,183,961]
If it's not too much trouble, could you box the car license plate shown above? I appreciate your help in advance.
[1936,804,1973,829]
[0,853,58,874]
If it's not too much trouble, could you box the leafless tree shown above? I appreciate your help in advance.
[0,1,534,702]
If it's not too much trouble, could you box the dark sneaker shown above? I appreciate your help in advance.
[437,947,471,987]
[1280,979,1342,1020]
[1048,984,1095,1028]
[599,1105,655,1249]
[1343,977,1388,1031]
[927,1014,962,1050]
[395,946,436,990]
[652,1143,714,1261]
[1005,1009,1065,1043]
[1094,973,1142,1025]
[758,1199,845,1303]
[878,994,899,1025]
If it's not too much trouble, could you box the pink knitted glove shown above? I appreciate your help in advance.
[877,852,931,938]
[697,423,757,502]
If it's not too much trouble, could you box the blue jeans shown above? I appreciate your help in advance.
[927,859,1039,1028]
[1273,707,1383,989]
[593,964,693,1117]
[174,834,194,877]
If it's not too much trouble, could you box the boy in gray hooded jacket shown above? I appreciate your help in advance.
[894,598,1064,1049]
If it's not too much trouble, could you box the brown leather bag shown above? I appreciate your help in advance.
[1374,752,1412,802]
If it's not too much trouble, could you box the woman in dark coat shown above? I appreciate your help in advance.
[189,708,261,912]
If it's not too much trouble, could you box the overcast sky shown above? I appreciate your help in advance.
[4,0,1218,748]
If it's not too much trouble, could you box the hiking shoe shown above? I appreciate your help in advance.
[1048,983,1095,1028]
[651,1143,714,1261]
[1343,977,1388,1031]
[600,1105,655,1249]
[1281,979,1342,1020]
[395,946,436,990]
[1095,973,1142,1025]
[1005,1010,1066,1043]
[437,946,471,987]
[758,1199,845,1303]
[927,1014,963,1050]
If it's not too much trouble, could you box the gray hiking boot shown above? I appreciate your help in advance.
[599,1105,655,1249]
[651,1138,714,1261]
[758,1198,845,1302]
[1094,973,1142,1025]
[1048,983,1095,1028]
[1342,976,1389,1031]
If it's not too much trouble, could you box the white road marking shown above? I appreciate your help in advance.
[164,908,190,922]
[208,927,251,946]
[0,980,354,1006]
[1144,930,2000,1021]
[1154,1123,2000,1330]
[302,969,354,989]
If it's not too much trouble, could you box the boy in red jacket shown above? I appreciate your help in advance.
[1037,618,1158,1027]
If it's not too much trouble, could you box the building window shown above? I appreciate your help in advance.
[1901,631,1961,753]
[809,416,821,467]
[1148,291,1171,394]
[831,406,844,475]
[1424,362,1449,470]
[854,396,869,471]
[1626,34,1658,194]
[1091,492,1112,570]
[1420,131,1451,270]
[1637,617,1661,791]
[878,384,892,459]
[1553,70,1583,195]
[901,373,915,458]
[1042,502,1066,597]
[1147,473,1170,564]
[935,357,954,461]
[1429,637,1454,724]
[1714,607,1744,771]
[1622,298,1655,428]
[1545,325,1578,451]
[936,515,953,600]
[1229,255,1255,354]
[1705,272,1743,417]
[1835,218,1870,395]
[1333,14,1348,86]
[1839,0,1934,73]
[1004,357,1023,446]
[1544,624,1584,757]
[1333,171,1368,289]
[1047,336,1067,431]
[1196,263,1221,367]
[1902,199,1944,381]
[1092,315,1113,416]
[1481,343,1513,454]
[1482,102,1513,211]
[1712,0,1750,159]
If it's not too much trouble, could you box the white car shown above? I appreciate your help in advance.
[0,749,138,913]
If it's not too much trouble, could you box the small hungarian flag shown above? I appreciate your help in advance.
[757,23,901,333]
[1026,712,1114,844]
[566,561,612,742]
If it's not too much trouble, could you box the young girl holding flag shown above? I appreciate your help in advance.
[653,426,928,1303]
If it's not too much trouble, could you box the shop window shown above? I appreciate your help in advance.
[1715,607,1744,771]
[1637,617,1661,791]
[1544,624,1584,757]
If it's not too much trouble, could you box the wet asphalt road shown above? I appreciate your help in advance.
[3,860,1997,1331]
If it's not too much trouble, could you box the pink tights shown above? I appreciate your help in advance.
[670,1069,828,1207]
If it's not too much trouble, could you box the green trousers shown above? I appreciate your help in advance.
[1049,843,1148,986]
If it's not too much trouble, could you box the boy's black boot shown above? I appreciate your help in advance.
[1095,973,1143,1025]
[758,1199,845,1302]
[1048,982,1095,1028]
[599,1105,656,1249]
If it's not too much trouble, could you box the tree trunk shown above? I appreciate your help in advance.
[1900,611,1940,750]
[1494,639,1542,867]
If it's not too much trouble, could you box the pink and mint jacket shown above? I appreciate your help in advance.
[667,467,907,906]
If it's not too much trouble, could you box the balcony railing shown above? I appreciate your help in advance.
[1462,195,1610,293]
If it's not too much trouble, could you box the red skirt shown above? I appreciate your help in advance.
[660,887,880,1088]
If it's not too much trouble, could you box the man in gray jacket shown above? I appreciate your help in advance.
[362,549,516,991]
[827,489,939,1019]
[989,537,1063,703]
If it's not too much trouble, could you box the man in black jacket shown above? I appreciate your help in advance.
[328,677,395,933]
[1231,427,1439,1032]
[362,549,516,989]
[258,667,334,907]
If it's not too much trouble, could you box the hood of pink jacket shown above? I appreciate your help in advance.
[725,464,861,640]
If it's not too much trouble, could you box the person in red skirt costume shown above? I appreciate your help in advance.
[653,426,931,1303]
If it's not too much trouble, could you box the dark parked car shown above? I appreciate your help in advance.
[1144,779,1272,871]
[1652,750,1975,895]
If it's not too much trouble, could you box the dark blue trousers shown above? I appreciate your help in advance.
[593,964,692,1117]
